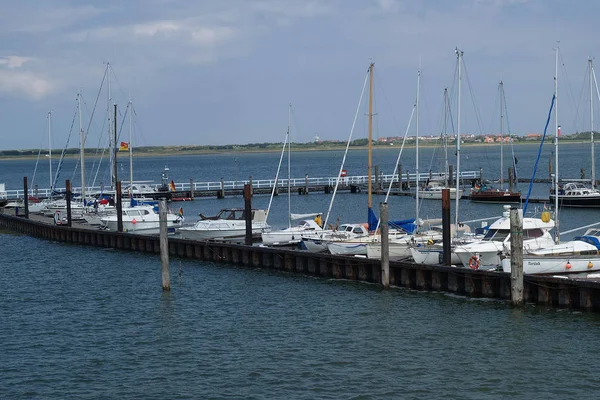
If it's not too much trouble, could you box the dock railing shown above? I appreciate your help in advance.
[6,170,481,200]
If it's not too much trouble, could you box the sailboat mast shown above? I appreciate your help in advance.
[499,81,504,189]
[455,48,463,231]
[78,91,86,204]
[554,46,560,243]
[107,62,114,190]
[287,103,292,228]
[113,104,118,192]
[48,111,53,191]
[129,100,134,191]
[443,88,449,187]
[415,68,421,229]
[367,63,374,218]
[590,58,595,188]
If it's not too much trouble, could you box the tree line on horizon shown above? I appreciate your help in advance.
[1,131,597,157]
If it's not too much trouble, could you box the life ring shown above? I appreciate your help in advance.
[469,255,480,270]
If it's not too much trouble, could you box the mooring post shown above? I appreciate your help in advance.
[218,178,225,199]
[244,184,252,245]
[398,163,403,189]
[116,181,123,232]
[189,178,194,200]
[249,176,253,196]
[510,207,524,305]
[65,179,72,227]
[380,202,389,288]
[304,174,309,194]
[374,165,380,189]
[23,176,29,219]
[448,165,454,187]
[442,188,451,265]
[159,198,170,291]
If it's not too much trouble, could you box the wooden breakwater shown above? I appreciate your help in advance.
[2,212,600,312]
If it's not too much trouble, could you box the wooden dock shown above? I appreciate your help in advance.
[2,210,600,312]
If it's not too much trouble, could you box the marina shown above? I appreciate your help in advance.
[3,189,600,312]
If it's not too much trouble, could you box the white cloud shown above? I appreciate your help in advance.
[0,56,32,68]
[0,69,54,100]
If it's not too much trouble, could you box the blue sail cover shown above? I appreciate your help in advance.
[367,208,417,234]
[389,218,417,234]
[368,207,378,232]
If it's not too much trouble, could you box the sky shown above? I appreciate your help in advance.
[1,0,600,150]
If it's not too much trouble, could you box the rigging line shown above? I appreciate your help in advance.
[501,82,519,180]
[53,102,79,192]
[322,68,370,231]
[558,50,578,132]
[373,69,404,137]
[461,60,486,135]
[523,93,555,215]
[31,117,48,192]
[374,105,416,233]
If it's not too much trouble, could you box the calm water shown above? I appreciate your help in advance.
[2,145,600,398]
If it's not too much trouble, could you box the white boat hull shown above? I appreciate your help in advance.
[418,188,463,200]
[503,256,600,275]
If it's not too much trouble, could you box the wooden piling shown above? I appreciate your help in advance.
[189,178,194,200]
[304,174,309,194]
[510,207,524,305]
[116,181,123,232]
[380,202,389,288]
[23,176,29,219]
[218,178,225,199]
[244,184,252,246]
[159,198,170,291]
[65,179,72,227]
[442,189,451,265]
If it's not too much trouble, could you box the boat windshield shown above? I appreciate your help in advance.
[483,229,510,242]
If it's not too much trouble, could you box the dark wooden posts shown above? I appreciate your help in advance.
[116,181,123,232]
[442,188,451,266]
[510,207,524,305]
[159,198,170,291]
[380,202,389,288]
[66,179,72,227]
[244,184,252,246]
[23,176,29,219]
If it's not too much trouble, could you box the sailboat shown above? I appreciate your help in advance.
[418,88,463,200]
[470,81,521,203]
[261,103,323,246]
[549,57,600,207]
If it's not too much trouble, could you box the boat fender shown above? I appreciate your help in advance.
[589,261,594,269]
[541,211,551,223]
[469,255,480,270]
[566,261,572,270]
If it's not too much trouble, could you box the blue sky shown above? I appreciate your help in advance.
[1,0,599,150]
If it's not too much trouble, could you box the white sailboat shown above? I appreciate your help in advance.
[418,88,463,200]
[549,57,600,207]
[261,103,323,246]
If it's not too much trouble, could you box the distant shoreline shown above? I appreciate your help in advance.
[0,140,586,161]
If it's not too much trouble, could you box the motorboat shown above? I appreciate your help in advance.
[178,208,271,240]
[453,205,555,269]
[261,217,323,246]
[549,182,600,208]
[100,204,183,234]
[503,228,600,275]
[300,223,370,253]
[417,181,463,200]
